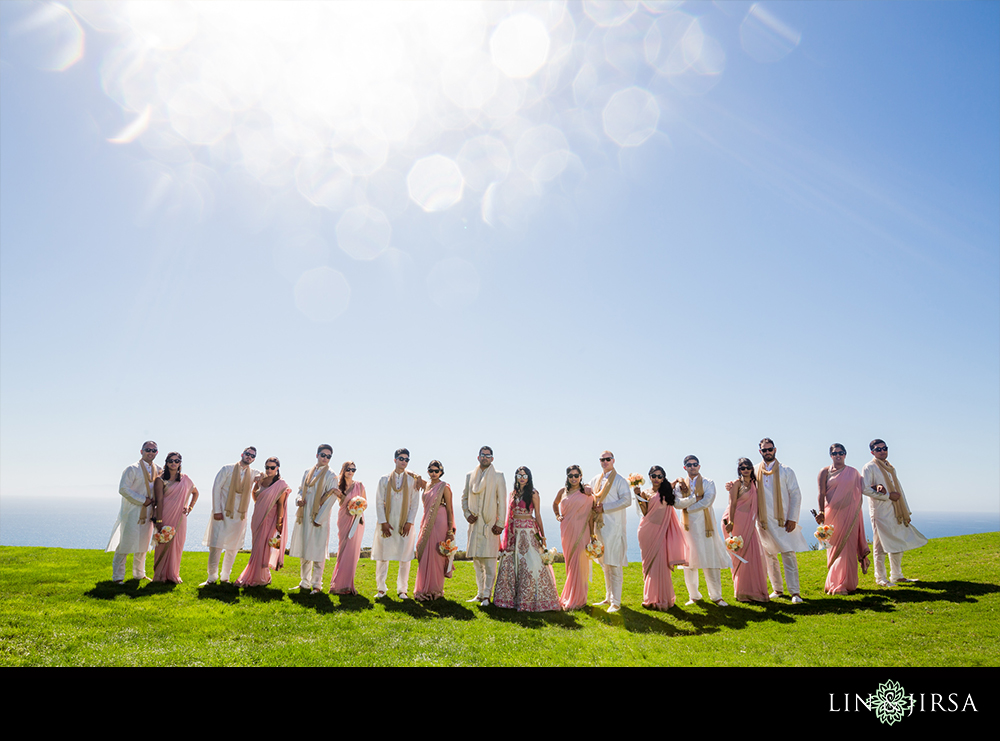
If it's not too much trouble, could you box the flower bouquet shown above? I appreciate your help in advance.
[153,526,175,545]
[815,524,834,542]
[541,547,558,566]
[268,535,281,549]
[438,538,458,557]
[725,535,744,551]
[627,473,645,488]
[347,496,367,516]
[586,538,604,561]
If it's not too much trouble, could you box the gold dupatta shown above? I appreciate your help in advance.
[682,476,715,537]
[874,458,914,526]
[137,460,159,525]
[224,463,254,520]
[756,460,785,529]
[385,471,413,532]
[593,469,618,529]
[295,465,330,525]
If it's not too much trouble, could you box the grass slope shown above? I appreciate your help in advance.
[1,532,997,667]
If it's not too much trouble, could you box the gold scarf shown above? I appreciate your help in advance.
[593,469,617,529]
[224,463,253,520]
[295,465,330,525]
[756,460,784,528]
[385,471,412,532]
[873,458,913,526]
[137,460,158,525]
[683,476,714,537]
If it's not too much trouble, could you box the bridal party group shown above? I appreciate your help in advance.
[106,437,927,613]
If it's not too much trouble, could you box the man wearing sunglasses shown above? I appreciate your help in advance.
[201,447,261,585]
[462,446,507,606]
[288,444,339,593]
[372,448,426,599]
[861,439,927,586]
[752,438,808,603]
[590,450,631,613]
[674,455,730,607]
[106,441,160,583]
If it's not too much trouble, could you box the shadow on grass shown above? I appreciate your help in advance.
[86,578,177,600]
[373,595,477,620]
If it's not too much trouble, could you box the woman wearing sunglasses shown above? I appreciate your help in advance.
[151,452,199,584]
[235,457,290,587]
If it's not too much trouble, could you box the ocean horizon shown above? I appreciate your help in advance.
[1,495,996,562]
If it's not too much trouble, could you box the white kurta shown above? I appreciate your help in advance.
[106,461,158,554]
[462,465,507,559]
[288,467,337,562]
[756,463,810,554]
[202,463,261,551]
[672,476,730,569]
[861,460,928,553]
[590,471,630,567]
[371,472,420,562]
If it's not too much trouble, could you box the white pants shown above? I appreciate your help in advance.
[207,547,239,582]
[872,533,905,584]
[112,551,147,581]
[299,559,326,590]
[602,563,623,607]
[473,557,497,599]
[683,567,723,602]
[376,560,412,595]
[766,551,801,595]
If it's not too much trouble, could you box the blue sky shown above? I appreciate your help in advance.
[2,1,997,545]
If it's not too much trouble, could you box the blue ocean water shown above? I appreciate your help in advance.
[1,496,996,561]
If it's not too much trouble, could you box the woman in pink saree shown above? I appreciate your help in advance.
[329,461,367,595]
[235,457,290,587]
[722,458,768,603]
[493,466,561,611]
[152,452,199,584]
[553,465,595,611]
[413,460,456,601]
[815,444,871,595]
[635,466,688,611]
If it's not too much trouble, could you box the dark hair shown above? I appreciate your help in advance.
[338,460,355,493]
[264,457,280,481]
[737,457,757,487]
[395,448,410,460]
[869,439,886,451]
[515,466,534,510]
[829,443,847,455]
[317,444,333,456]
[479,446,493,456]
[163,452,182,481]
[649,465,675,505]
[565,464,583,491]
[683,454,699,466]
[245,446,257,454]
[428,459,444,476]
[759,438,774,448]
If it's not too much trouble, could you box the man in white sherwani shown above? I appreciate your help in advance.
[590,450,631,613]
[750,438,809,603]
[106,441,160,583]
[201,446,261,585]
[862,438,928,586]
[288,444,338,593]
[673,455,731,607]
[462,446,507,606]
[372,448,425,599]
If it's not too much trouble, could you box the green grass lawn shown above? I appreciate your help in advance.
[1,532,997,666]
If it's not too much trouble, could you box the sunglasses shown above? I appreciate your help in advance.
[738,465,752,471]
[428,468,441,474]
[345,467,356,473]
[599,457,613,462]
[397,456,409,463]
[265,465,277,471]
[167,458,182,465]
[319,453,332,459]
[650,474,664,480]
[684,462,699,468]
[143,448,157,453]
[243,451,256,458]
[567,473,581,478]
[760,446,775,453]
[873,446,888,453]
[831,451,846,457]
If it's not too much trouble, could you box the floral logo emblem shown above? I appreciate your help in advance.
[868,680,915,725]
